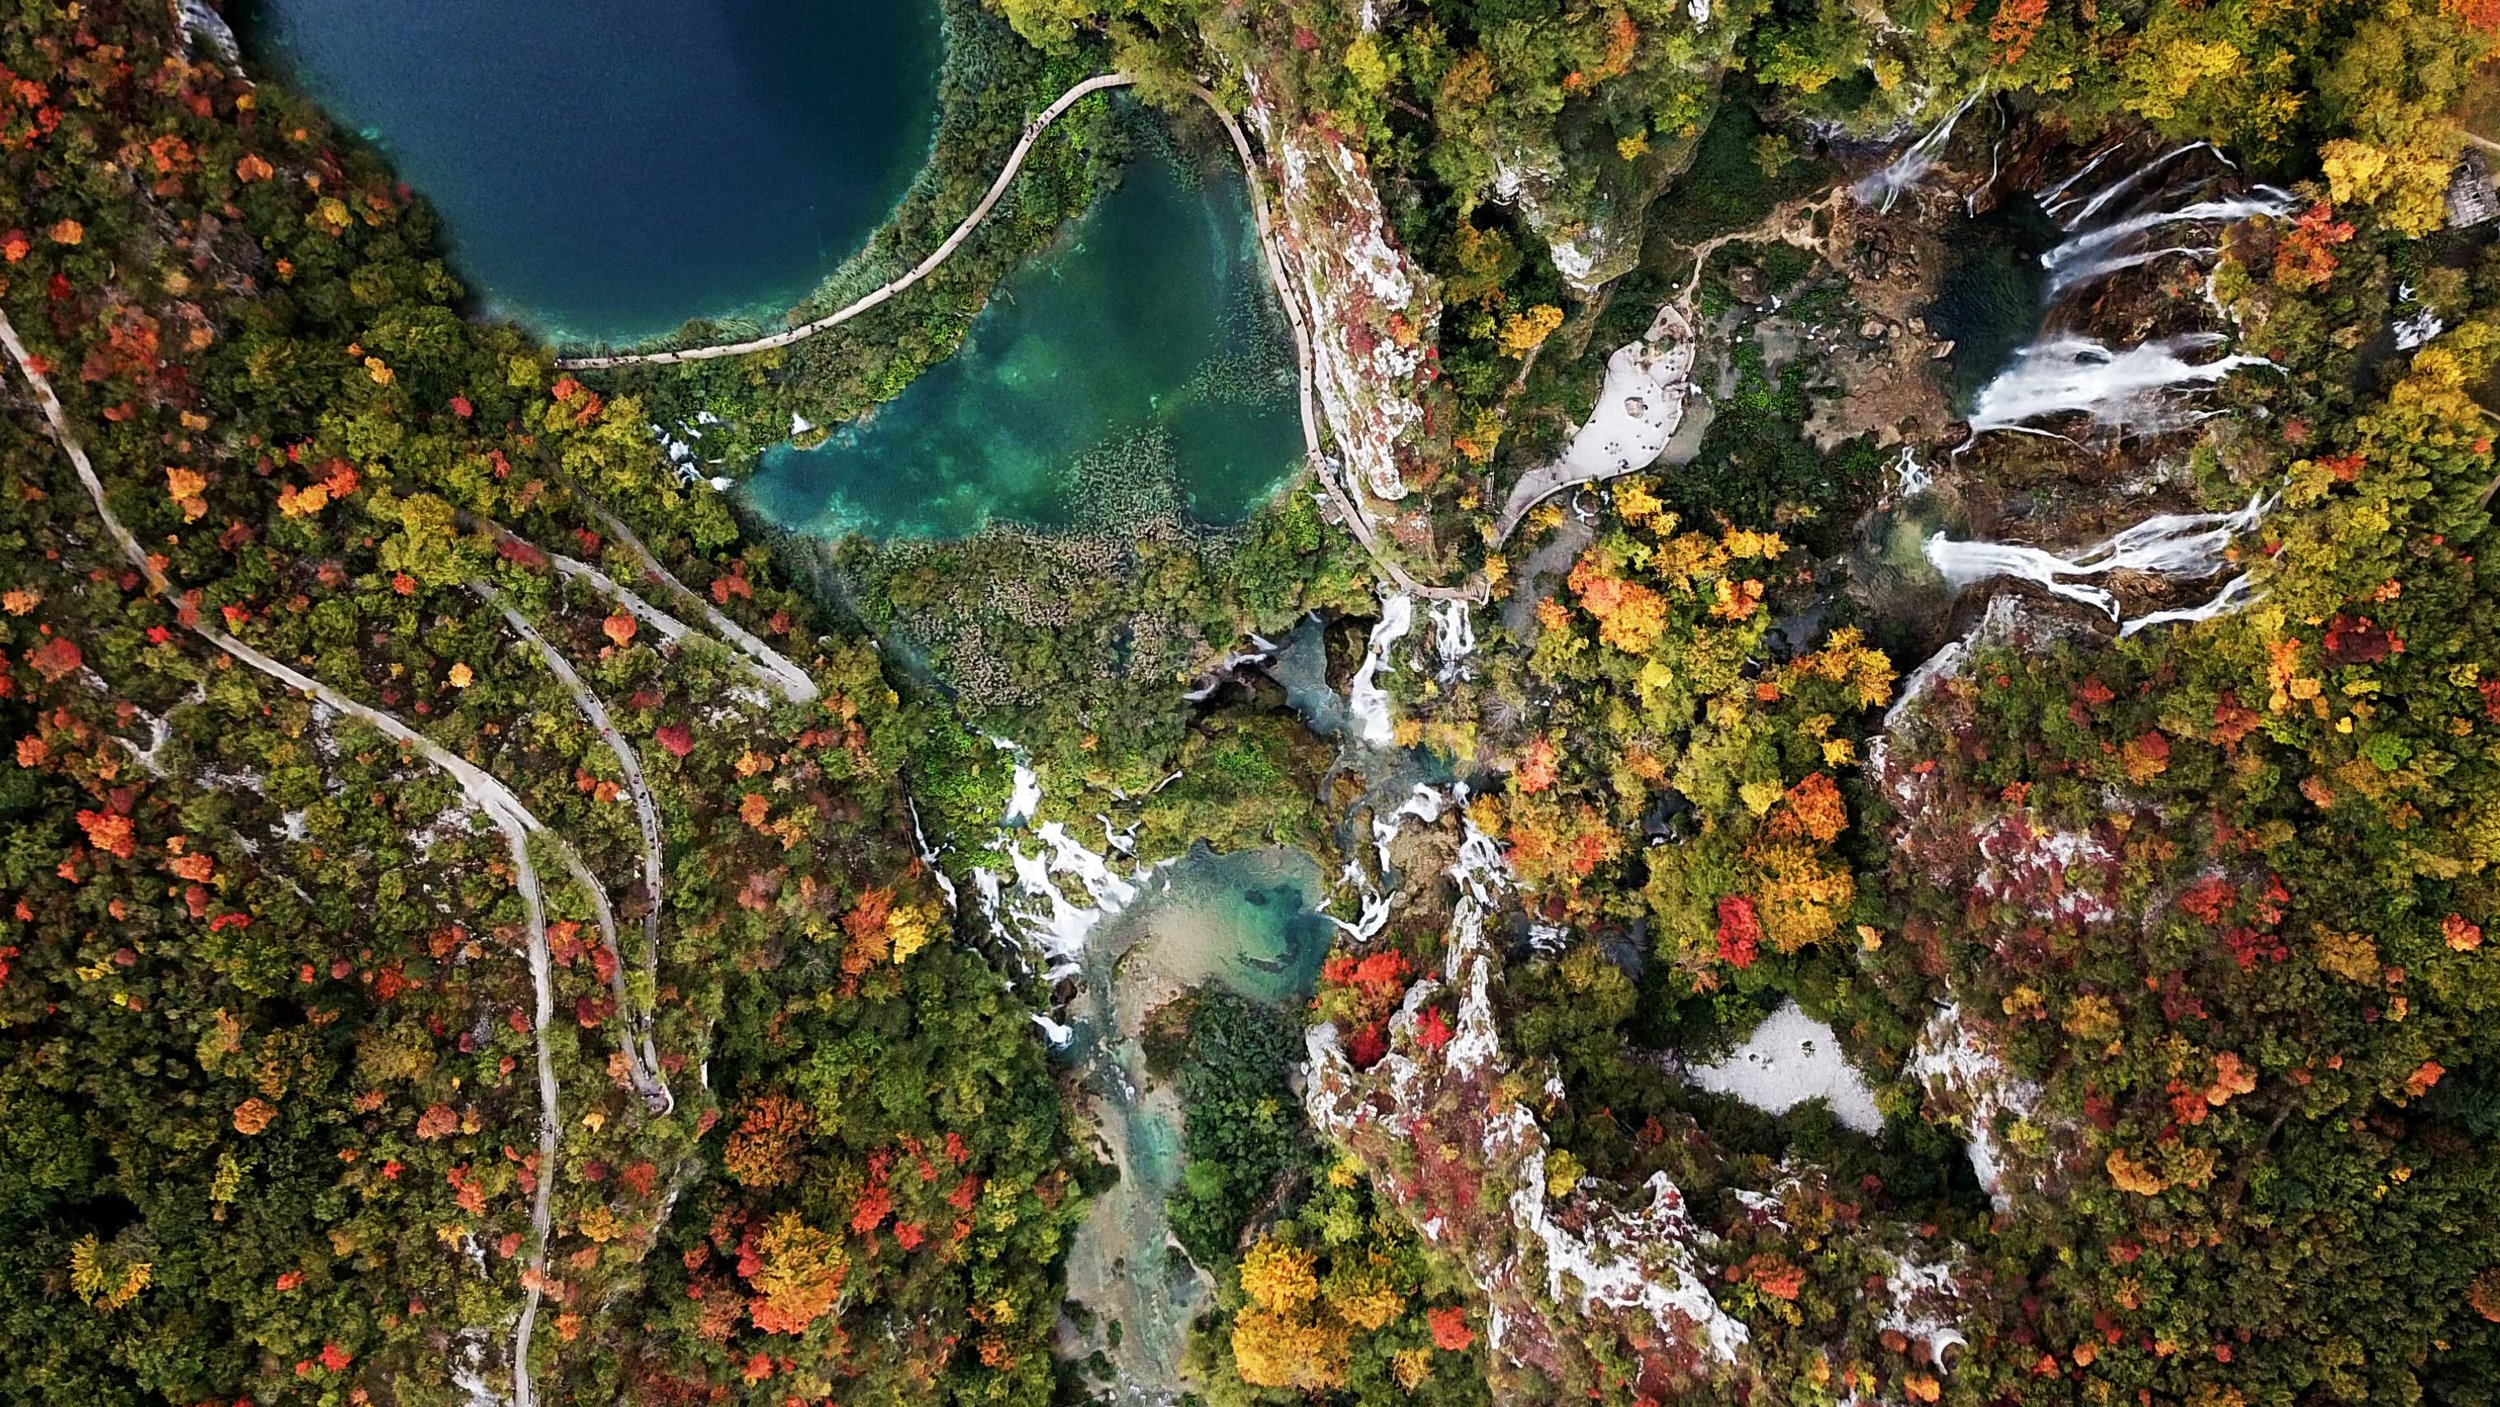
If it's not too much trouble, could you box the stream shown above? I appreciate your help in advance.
[1054,847,1332,1402]
[1004,592,1467,1400]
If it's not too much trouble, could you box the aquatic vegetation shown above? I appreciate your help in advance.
[746,152,1302,541]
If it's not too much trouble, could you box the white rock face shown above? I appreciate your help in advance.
[1684,1000,1886,1135]
[1882,1253,1972,1370]
[1906,1004,2046,1211]
[1244,72,1434,503]
[1494,152,1609,292]
[174,0,241,66]
[1302,812,1751,1371]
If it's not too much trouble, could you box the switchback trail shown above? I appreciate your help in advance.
[588,507,820,704]
[3,307,572,1407]
[474,582,674,1115]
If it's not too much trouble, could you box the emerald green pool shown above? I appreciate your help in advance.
[743,153,1305,540]
[1111,846,1333,1005]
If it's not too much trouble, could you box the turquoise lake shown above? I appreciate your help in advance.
[742,153,1305,539]
[246,0,940,345]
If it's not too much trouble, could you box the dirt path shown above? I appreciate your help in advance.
[555,74,1138,370]
[1672,187,1853,311]
[588,508,820,704]
[2,307,571,1407]
[469,512,700,648]
[475,583,674,1114]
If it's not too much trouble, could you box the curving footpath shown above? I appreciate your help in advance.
[3,307,573,1407]
[474,582,674,1116]
[554,71,1484,604]
[555,73,1137,371]
[1186,87,1484,605]
[587,508,821,702]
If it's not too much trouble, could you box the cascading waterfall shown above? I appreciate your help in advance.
[2043,142,2210,229]
[1430,598,1477,683]
[2031,143,2291,299]
[2393,283,2447,351]
[1884,445,1934,502]
[2043,189,2296,294]
[1956,144,2292,444]
[1854,90,1984,214]
[1346,593,1416,747]
[1923,493,2270,628]
[2032,144,2122,212]
[1965,334,2276,440]
[1966,126,2008,216]
[2117,572,2256,637]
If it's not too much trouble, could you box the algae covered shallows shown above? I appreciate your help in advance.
[745,152,1302,540]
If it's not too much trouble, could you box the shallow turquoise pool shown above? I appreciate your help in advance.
[741,153,1304,539]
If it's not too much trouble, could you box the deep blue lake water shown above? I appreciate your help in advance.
[248,0,940,344]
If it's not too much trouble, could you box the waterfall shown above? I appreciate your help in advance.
[2043,189,2296,294]
[1430,599,1477,683]
[1965,334,2275,440]
[1958,142,2293,445]
[1854,91,1984,214]
[1346,593,1416,747]
[2033,145,2122,212]
[2047,142,2211,228]
[2117,572,2256,637]
[1924,494,2269,627]
[1885,445,1933,502]
[1965,125,2009,216]
[2393,284,2446,351]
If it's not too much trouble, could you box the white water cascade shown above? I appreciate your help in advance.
[1884,445,1934,502]
[2021,143,2297,302]
[1346,592,1416,747]
[1855,91,1985,214]
[1966,334,2275,441]
[1958,143,2297,445]
[1923,493,2269,629]
[2044,189,2296,294]
[2042,142,2211,229]
[2393,283,2448,351]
